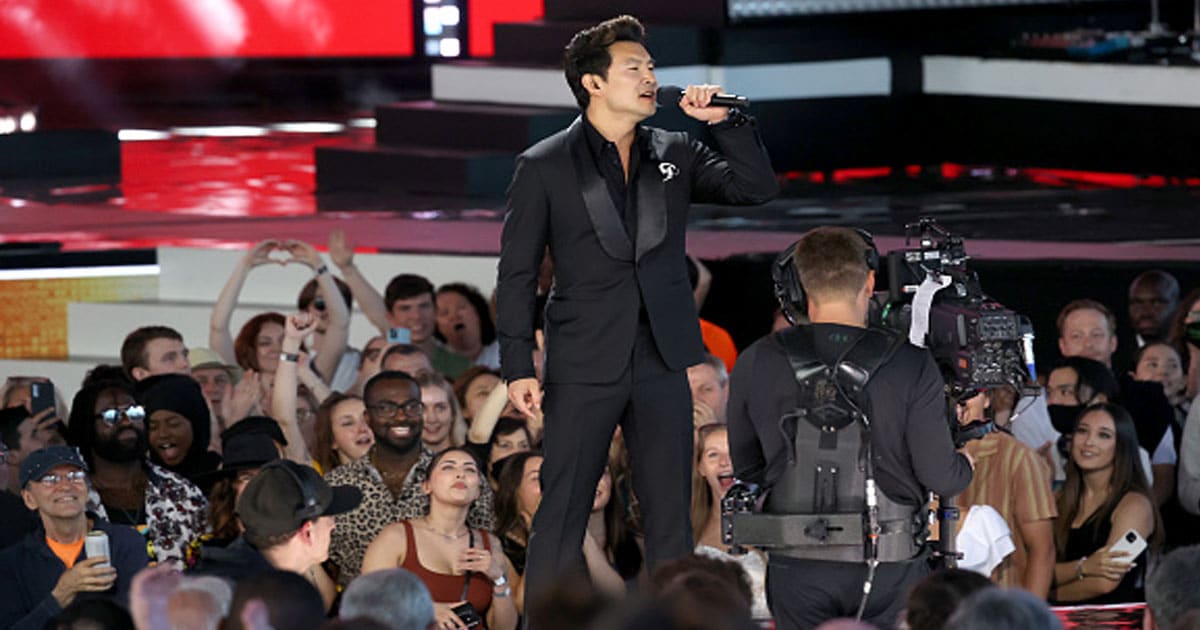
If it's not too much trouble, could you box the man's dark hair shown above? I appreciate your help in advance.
[793,227,870,304]
[120,326,184,379]
[650,554,754,612]
[563,15,646,109]
[1146,545,1200,630]
[904,568,994,630]
[383,274,435,312]
[1054,356,1119,403]
[297,276,353,311]
[66,379,138,467]
[0,405,30,451]
[380,344,431,370]
[82,365,132,389]
[435,282,497,346]
[226,569,325,630]
[364,370,420,404]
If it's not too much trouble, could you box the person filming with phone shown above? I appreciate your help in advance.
[1050,402,1162,605]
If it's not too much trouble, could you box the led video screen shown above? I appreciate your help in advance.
[0,0,414,58]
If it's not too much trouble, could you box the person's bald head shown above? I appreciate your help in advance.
[1129,270,1180,340]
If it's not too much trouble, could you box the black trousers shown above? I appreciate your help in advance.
[766,554,930,630]
[524,321,694,625]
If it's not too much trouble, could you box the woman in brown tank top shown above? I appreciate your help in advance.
[362,447,518,630]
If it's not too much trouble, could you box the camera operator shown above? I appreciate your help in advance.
[727,226,974,629]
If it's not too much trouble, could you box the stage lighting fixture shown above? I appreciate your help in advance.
[421,0,462,57]
[0,104,37,135]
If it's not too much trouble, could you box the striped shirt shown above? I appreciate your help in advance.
[959,430,1057,588]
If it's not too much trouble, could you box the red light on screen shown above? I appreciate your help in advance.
[0,0,414,58]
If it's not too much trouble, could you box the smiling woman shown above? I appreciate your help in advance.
[1050,403,1163,606]
[137,373,221,481]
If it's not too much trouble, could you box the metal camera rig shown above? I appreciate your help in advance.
[875,217,1037,403]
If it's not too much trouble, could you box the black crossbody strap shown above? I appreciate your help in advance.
[461,529,475,601]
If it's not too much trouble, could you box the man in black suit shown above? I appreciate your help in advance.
[496,14,778,617]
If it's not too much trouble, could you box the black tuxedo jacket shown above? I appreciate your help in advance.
[497,115,778,385]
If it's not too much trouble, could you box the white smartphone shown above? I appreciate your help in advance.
[1108,528,1147,561]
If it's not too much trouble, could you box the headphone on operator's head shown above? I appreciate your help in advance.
[772,227,880,326]
[263,459,324,521]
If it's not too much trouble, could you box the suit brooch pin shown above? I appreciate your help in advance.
[658,162,679,182]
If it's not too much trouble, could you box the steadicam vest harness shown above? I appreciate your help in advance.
[729,325,925,564]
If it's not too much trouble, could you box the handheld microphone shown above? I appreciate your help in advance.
[656,85,750,109]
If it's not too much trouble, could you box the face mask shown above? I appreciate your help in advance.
[1047,404,1083,435]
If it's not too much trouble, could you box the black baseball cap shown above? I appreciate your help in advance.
[19,445,88,488]
[236,460,361,539]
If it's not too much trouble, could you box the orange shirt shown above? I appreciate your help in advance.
[46,536,84,569]
[700,318,738,370]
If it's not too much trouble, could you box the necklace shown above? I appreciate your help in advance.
[415,518,470,541]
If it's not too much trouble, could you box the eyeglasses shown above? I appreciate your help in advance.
[96,405,146,425]
[36,470,87,487]
[313,298,326,312]
[296,408,315,422]
[367,399,424,420]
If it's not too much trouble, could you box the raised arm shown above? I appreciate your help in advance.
[685,92,779,207]
[468,379,511,445]
[1052,492,1154,601]
[272,313,317,465]
[210,240,281,364]
[329,229,391,334]
[284,239,350,381]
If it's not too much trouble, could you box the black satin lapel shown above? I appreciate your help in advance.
[568,120,633,262]
[636,134,671,261]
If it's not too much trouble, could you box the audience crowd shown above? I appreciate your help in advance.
[1,233,1198,630]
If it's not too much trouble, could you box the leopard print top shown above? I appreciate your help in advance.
[326,446,495,586]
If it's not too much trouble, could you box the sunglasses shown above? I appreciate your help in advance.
[96,405,146,424]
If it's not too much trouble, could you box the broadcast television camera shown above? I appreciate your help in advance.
[872,217,1037,402]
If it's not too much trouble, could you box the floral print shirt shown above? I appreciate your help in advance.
[88,461,209,569]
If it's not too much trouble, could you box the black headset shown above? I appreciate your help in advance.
[263,460,324,521]
[772,227,880,325]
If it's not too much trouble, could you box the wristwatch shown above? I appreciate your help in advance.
[280,352,300,363]
[492,574,511,597]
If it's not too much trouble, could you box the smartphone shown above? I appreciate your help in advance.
[29,380,55,417]
[1109,528,1148,561]
[387,327,411,344]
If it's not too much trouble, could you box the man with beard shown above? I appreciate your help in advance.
[65,379,208,569]
[325,371,495,586]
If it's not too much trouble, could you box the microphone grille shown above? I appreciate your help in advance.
[656,85,684,107]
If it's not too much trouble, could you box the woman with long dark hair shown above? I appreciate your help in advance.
[361,447,518,630]
[492,450,542,614]
[1050,402,1162,604]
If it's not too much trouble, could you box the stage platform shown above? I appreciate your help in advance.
[0,121,1197,399]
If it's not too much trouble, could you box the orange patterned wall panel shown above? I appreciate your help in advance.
[0,276,157,359]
